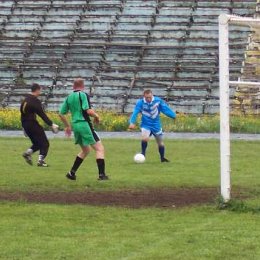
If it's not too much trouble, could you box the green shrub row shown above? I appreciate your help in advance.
[0,109,260,133]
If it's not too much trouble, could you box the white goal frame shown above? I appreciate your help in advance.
[219,14,260,202]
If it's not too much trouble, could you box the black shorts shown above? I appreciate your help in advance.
[22,121,49,149]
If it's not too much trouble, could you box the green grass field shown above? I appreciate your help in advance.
[0,137,260,259]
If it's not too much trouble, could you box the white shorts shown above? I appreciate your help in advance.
[141,128,163,139]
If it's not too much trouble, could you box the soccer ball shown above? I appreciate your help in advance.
[134,153,146,164]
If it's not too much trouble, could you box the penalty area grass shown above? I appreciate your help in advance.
[0,137,260,193]
[0,137,260,259]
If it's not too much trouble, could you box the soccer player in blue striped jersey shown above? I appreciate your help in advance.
[129,89,176,162]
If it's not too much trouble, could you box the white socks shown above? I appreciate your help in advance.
[26,148,33,155]
[38,155,45,162]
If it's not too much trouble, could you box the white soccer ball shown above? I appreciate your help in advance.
[134,153,146,164]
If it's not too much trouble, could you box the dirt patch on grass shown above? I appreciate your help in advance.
[0,188,220,208]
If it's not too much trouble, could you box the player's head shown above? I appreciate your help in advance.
[143,89,153,103]
[73,78,85,91]
[31,83,41,97]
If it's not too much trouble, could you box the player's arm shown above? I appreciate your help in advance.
[86,109,100,124]
[159,99,176,119]
[59,114,71,136]
[129,100,142,129]
[80,92,100,124]
[59,98,71,136]
[34,99,53,126]
[34,99,59,132]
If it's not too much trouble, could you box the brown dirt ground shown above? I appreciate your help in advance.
[0,187,220,208]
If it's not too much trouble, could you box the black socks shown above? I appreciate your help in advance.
[159,145,165,161]
[141,141,148,156]
[70,156,83,175]
[70,157,106,177]
[96,158,105,176]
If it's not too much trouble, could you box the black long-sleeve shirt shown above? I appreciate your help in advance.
[20,94,53,126]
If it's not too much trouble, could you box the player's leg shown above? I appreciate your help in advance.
[23,143,40,165]
[36,126,50,167]
[66,123,90,180]
[86,128,108,180]
[155,131,169,163]
[66,145,91,180]
[91,139,109,180]
[141,128,151,156]
[22,123,40,165]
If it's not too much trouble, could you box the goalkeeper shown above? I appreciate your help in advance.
[20,83,59,167]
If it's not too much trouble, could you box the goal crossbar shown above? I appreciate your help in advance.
[226,15,260,28]
[229,81,260,86]
[219,14,260,202]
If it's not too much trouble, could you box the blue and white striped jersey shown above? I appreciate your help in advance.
[130,96,176,131]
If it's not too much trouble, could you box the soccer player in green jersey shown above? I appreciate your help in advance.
[59,78,109,181]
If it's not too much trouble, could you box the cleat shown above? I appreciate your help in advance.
[98,175,109,181]
[161,158,170,163]
[22,153,33,165]
[37,160,48,167]
[66,172,76,181]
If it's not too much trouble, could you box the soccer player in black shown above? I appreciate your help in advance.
[20,83,59,166]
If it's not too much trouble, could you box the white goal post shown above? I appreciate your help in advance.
[218,14,260,202]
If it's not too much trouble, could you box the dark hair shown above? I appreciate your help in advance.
[31,83,41,92]
[143,89,152,95]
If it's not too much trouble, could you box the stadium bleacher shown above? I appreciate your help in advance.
[232,1,260,114]
[0,0,258,113]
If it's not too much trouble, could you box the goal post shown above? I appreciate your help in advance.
[218,14,260,202]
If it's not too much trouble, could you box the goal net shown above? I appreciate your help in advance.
[218,14,260,202]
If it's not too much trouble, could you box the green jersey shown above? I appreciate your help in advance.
[59,91,90,123]
[59,91,100,146]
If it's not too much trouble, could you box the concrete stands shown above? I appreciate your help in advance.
[0,0,257,113]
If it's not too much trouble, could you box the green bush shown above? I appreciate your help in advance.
[0,109,260,133]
